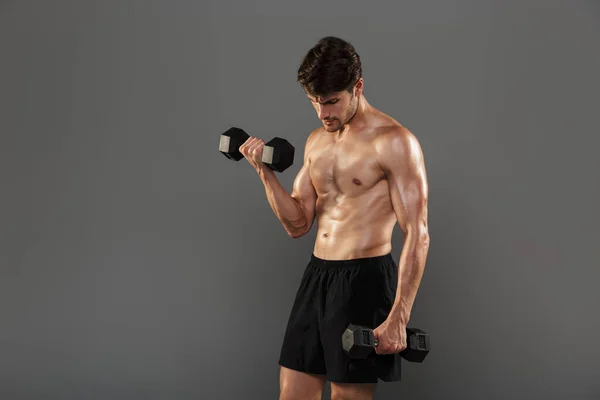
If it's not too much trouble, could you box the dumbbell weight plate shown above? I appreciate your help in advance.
[219,127,249,161]
[262,137,295,173]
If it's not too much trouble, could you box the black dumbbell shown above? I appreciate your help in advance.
[219,127,295,173]
[341,324,430,362]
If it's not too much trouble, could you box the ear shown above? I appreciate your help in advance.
[354,78,364,97]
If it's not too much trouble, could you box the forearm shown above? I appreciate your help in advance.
[389,230,430,325]
[258,167,308,236]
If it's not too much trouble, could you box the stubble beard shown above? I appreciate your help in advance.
[324,95,358,132]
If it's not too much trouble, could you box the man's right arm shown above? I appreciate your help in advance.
[243,132,317,238]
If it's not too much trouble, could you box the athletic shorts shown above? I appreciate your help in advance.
[278,253,402,383]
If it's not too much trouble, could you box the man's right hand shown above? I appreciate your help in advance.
[239,136,267,173]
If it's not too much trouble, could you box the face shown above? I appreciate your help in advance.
[306,80,362,132]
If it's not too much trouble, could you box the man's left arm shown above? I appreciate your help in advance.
[377,126,430,327]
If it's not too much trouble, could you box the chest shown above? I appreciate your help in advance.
[309,141,384,195]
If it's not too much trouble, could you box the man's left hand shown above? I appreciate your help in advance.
[372,318,407,355]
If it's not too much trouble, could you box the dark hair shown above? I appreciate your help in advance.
[297,36,362,97]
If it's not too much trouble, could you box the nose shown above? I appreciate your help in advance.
[317,105,329,121]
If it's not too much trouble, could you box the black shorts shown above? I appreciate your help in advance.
[278,253,402,384]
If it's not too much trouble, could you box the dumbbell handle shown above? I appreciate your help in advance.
[371,329,427,350]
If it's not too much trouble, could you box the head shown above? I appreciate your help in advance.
[297,36,364,132]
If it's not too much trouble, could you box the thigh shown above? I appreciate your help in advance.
[320,257,401,383]
[279,366,325,400]
[278,262,328,375]
[330,382,376,400]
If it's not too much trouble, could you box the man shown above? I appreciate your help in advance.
[239,36,430,400]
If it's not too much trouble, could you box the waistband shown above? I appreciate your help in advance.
[310,253,394,268]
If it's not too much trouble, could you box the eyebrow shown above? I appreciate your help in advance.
[310,97,338,104]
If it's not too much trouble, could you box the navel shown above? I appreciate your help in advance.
[323,232,329,238]
[352,178,362,185]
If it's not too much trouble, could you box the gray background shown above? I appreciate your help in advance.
[1,0,599,399]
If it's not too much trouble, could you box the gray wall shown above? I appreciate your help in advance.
[1,1,599,399]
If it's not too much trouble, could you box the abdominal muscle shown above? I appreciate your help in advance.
[312,188,397,260]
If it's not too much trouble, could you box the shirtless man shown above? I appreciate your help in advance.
[239,36,430,400]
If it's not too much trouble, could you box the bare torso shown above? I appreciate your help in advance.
[308,110,401,260]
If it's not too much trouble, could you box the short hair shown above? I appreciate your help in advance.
[297,36,362,98]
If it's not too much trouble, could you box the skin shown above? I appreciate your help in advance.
[239,78,430,400]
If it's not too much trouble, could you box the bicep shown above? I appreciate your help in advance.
[381,130,429,235]
[291,162,317,225]
[290,131,318,227]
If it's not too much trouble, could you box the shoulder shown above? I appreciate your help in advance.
[374,124,423,166]
[306,127,324,146]
[302,127,326,161]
